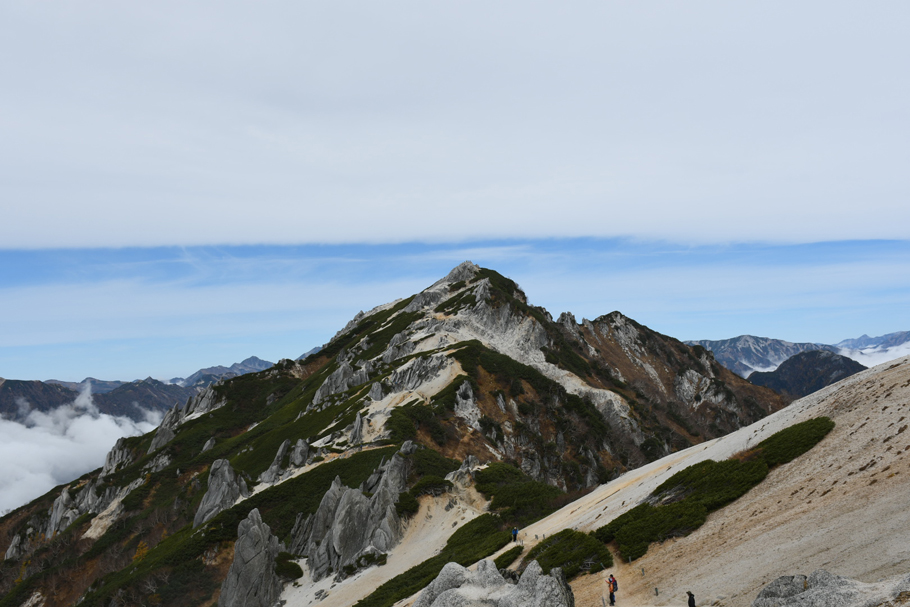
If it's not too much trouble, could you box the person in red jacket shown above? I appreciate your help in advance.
[607,574,617,605]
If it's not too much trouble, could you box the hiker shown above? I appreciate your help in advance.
[511,527,518,542]
[687,590,695,607]
[607,574,617,605]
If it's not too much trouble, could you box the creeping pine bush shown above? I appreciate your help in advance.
[523,529,613,579]
[275,552,304,580]
[474,463,564,526]
[494,546,523,570]
[593,417,834,561]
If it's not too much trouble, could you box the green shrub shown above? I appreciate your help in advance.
[494,546,523,570]
[395,492,419,518]
[410,476,453,497]
[275,552,304,579]
[410,449,460,478]
[755,417,835,467]
[593,416,834,561]
[524,528,613,579]
[475,463,564,526]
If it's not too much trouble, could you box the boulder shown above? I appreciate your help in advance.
[414,559,574,607]
[289,439,309,467]
[752,569,910,607]
[202,437,216,453]
[194,460,250,528]
[217,508,282,607]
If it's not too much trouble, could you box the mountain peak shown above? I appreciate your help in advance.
[432,260,480,288]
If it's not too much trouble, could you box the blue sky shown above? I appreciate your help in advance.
[2,240,909,382]
[1,1,909,381]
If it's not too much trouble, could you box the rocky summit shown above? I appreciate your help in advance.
[0,262,837,607]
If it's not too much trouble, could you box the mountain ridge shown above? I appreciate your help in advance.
[0,262,791,607]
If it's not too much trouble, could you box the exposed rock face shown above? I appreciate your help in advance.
[217,508,282,607]
[445,455,480,489]
[202,437,216,453]
[195,460,250,528]
[386,355,451,394]
[258,439,291,484]
[42,474,140,539]
[350,412,364,445]
[752,569,910,607]
[313,362,356,407]
[413,559,575,607]
[290,439,309,467]
[100,437,134,477]
[454,381,481,431]
[288,444,412,580]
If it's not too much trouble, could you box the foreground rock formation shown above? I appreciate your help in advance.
[752,570,910,607]
[218,508,282,607]
[414,559,574,607]
[195,459,251,527]
[289,442,415,580]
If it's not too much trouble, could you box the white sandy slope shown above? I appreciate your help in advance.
[536,354,910,607]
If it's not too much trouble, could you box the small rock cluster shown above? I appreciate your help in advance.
[414,559,575,607]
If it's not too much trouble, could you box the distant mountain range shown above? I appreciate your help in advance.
[687,330,910,379]
[748,350,867,399]
[0,356,277,423]
[169,356,274,389]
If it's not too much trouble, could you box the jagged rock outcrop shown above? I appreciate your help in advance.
[4,528,34,561]
[445,455,479,489]
[43,474,132,538]
[289,439,309,466]
[413,559,575,607]
[100,437,134,477]
[217,508,282,607]
[148,386,227,454]
[350,412,364,445]
[258,439,291,484]
[752,569,910,607]
[288,444,412,580]
[202,437,216,453]
[369,382,384,401]
[386,355,451,394]
[194,460,250,528]
[382,331,416,363]
[312,362,357,407]
[454,380,481,430]
[45,488,79,538]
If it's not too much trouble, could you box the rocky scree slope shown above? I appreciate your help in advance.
[0,262,783,607]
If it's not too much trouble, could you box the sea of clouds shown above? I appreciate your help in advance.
[0,385,162,514]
